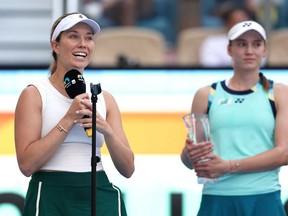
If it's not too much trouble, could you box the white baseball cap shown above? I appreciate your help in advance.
[51,13,100,41]
[227,20,266,41]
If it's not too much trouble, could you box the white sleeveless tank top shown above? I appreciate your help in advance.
[31,77,106,172]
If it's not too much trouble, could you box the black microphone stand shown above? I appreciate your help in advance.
[90,83,102,216]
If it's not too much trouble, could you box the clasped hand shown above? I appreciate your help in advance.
[71,94,110,135]
[185,138,229,178]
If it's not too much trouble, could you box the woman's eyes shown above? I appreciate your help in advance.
[236,42,262,48]
[236,42,246,47]
[69,34,93,41]
[70,34,78,39]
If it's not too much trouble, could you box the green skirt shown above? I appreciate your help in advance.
[22,171,127,216]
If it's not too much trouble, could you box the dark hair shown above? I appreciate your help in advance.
[215,1,256,22]
[259,72,270,92]
[49,12,79,75]
[222,7,253,24]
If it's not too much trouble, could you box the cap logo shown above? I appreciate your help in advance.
[243,22,252,27]
[227,20,266,41]
[51,13,100,41]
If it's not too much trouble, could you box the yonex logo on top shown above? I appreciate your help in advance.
[242,22,252,27]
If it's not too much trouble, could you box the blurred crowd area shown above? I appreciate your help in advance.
[79,0,288,45]
[1,0,288,68]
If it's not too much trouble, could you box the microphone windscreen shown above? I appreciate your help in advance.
[63,69,86,99]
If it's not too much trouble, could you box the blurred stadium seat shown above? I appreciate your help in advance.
[176,27,224,66]
[267,28,288,67]
[89,27,167,67]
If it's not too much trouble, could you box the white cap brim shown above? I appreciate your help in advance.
[51,13,100,41]
[228,20,266,41]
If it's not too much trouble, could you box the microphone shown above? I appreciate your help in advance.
[64,69,86,98]
[64,69,92,137]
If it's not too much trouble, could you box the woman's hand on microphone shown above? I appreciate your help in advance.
[75,98,110,135]
[65,93,89,121]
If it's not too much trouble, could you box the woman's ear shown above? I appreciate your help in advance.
[50,40,59,54]
[263,47,268,58]
[227,44,232,57]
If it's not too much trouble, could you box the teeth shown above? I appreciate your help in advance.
[73,52,87,57]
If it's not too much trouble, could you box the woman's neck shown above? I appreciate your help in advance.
[228,73,259,91]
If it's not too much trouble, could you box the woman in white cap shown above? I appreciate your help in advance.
[15,12,134,216]
[181,20,288,215]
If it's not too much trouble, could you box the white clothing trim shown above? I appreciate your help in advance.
[35,182,42,216]
[112,184,122,216]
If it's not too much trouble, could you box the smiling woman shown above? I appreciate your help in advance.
[14,12,134,216]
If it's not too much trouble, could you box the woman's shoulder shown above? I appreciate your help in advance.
[20,84,40,98]
[101,89,113,101]
[273,82,288,97]
[272,82,288,108]
[19,78,48,97]
[193,85,213,104]
[273,81,288,89]
[101,90,117,108]
[196,82,219,96]
[16,83,42,113]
